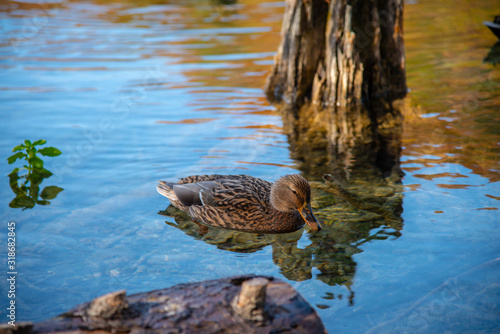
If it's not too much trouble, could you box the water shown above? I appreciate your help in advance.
[0,0,499,332]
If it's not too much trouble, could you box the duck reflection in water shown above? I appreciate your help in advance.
[158,172,403,306]
[158,204,357,303]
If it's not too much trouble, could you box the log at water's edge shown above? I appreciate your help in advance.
[1,275,326,334]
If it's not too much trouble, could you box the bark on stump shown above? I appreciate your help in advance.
[265,0,406,179]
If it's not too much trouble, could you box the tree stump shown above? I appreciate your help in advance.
[265,0,406,179]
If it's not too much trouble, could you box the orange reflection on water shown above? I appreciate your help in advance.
[436,184,472,190]
[236,161,293,168]
[156,118,216,124]
[403,0,500,183]
[411,172,468,181]
[228,124,283,133]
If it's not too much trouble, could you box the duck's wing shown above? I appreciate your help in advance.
[160,174,241,208]
[185,178,272,228]
[172,181,220,206]
[173,177,270,208]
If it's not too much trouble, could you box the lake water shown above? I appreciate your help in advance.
[1,0,499,332]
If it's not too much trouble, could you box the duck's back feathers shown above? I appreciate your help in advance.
[187,178,271,230]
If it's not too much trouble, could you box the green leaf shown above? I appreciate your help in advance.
[28,181,40,195]
[7,152,26,164]
[34,168,53,178]
[32,139,47,146]
[8,172,20,189]
[24,139,32,147]
[29,171,44,185]
[9,195,35,209]
[12,144,25,152]
[27,148,36,157]
[9,168,20,175]
[40,186,64,200]
[31,156,44,169]
[38,147,61,157]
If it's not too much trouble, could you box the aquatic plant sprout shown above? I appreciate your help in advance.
[7,139,63,209]
[7,139,61,175]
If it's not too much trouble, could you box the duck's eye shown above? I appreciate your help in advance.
[291,189,298,195]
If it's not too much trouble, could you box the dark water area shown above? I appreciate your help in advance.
[0,0,499,332]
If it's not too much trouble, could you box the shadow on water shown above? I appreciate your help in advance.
[159,167,404,304]
[484,42,500,65]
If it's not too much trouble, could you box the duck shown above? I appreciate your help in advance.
[156,174,321,234]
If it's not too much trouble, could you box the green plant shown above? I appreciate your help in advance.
[8,139,61,175]
[7,139,63,209]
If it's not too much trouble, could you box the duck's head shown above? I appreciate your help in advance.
[270,174,322,231]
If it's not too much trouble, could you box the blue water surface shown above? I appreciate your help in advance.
[0,0,499,332]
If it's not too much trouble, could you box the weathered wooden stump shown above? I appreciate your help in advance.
[264,0,406,179]
[1,275,326,334]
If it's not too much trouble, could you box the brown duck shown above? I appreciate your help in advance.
[157,174,321,233]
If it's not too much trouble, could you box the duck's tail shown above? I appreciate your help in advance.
[156,181,177,201]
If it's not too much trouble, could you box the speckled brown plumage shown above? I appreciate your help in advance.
[157,174,321,234]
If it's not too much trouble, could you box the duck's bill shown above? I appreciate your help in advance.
[299,204,322,231]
